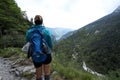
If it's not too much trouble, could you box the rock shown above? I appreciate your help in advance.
[22,65,36,75]
[0,57,28,80]
[23,66,34,72]
[0,76,2,80]
[10,65,35,77]
[94,30,100,34]
[30,69,36,73]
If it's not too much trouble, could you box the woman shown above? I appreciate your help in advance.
[26,15,53,80]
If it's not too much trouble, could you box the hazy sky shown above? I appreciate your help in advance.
[15,0,120,30]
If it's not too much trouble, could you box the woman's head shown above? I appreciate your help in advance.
[34,15,43,25]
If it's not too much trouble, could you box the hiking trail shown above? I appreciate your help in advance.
[0,57,27,80]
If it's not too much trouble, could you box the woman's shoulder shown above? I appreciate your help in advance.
[42,27,51,34]
[26,25,34,33]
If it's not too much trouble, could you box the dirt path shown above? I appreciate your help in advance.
[0,57,27,80]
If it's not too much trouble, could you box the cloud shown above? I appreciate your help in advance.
[15,0,120,29]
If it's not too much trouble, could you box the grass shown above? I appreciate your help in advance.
[22,71,35,80]
[0,47,119,80]
[0,47,22,58]
[51,58,104,80]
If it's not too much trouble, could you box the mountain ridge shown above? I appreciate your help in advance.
[46,27,73,40]
[113,5,120,13]
[54,6,120,75]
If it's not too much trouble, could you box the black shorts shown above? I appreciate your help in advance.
[33,54,52,68]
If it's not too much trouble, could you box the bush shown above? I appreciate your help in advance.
[106,69,120,80]
[0,34,25,48]
[0,47,25,58]
[51,58,103,80]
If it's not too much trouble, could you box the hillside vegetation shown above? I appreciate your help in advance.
[0,0,31,48]
[54,9,120,79]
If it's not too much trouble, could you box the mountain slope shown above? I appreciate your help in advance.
[47,27,73,40]
[0,0,31,48]
[54,7,120,74]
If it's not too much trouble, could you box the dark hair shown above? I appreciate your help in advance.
[34,15,43,25]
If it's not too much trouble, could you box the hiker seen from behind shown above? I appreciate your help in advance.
[26,15,53,80]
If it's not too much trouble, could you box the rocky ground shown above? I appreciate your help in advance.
[0,57,35,80]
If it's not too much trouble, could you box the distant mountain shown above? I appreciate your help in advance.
[46,27,74,40]
[59,30,77,41]
[113,6,120,13]
[54,6,120,75]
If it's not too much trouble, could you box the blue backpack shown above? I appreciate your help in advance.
[29,28,50,62]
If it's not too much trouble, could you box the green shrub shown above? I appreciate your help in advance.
[51,59,103,80]
[0,47,25,58]
[0,34,25,48]
[106,69,120,80]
